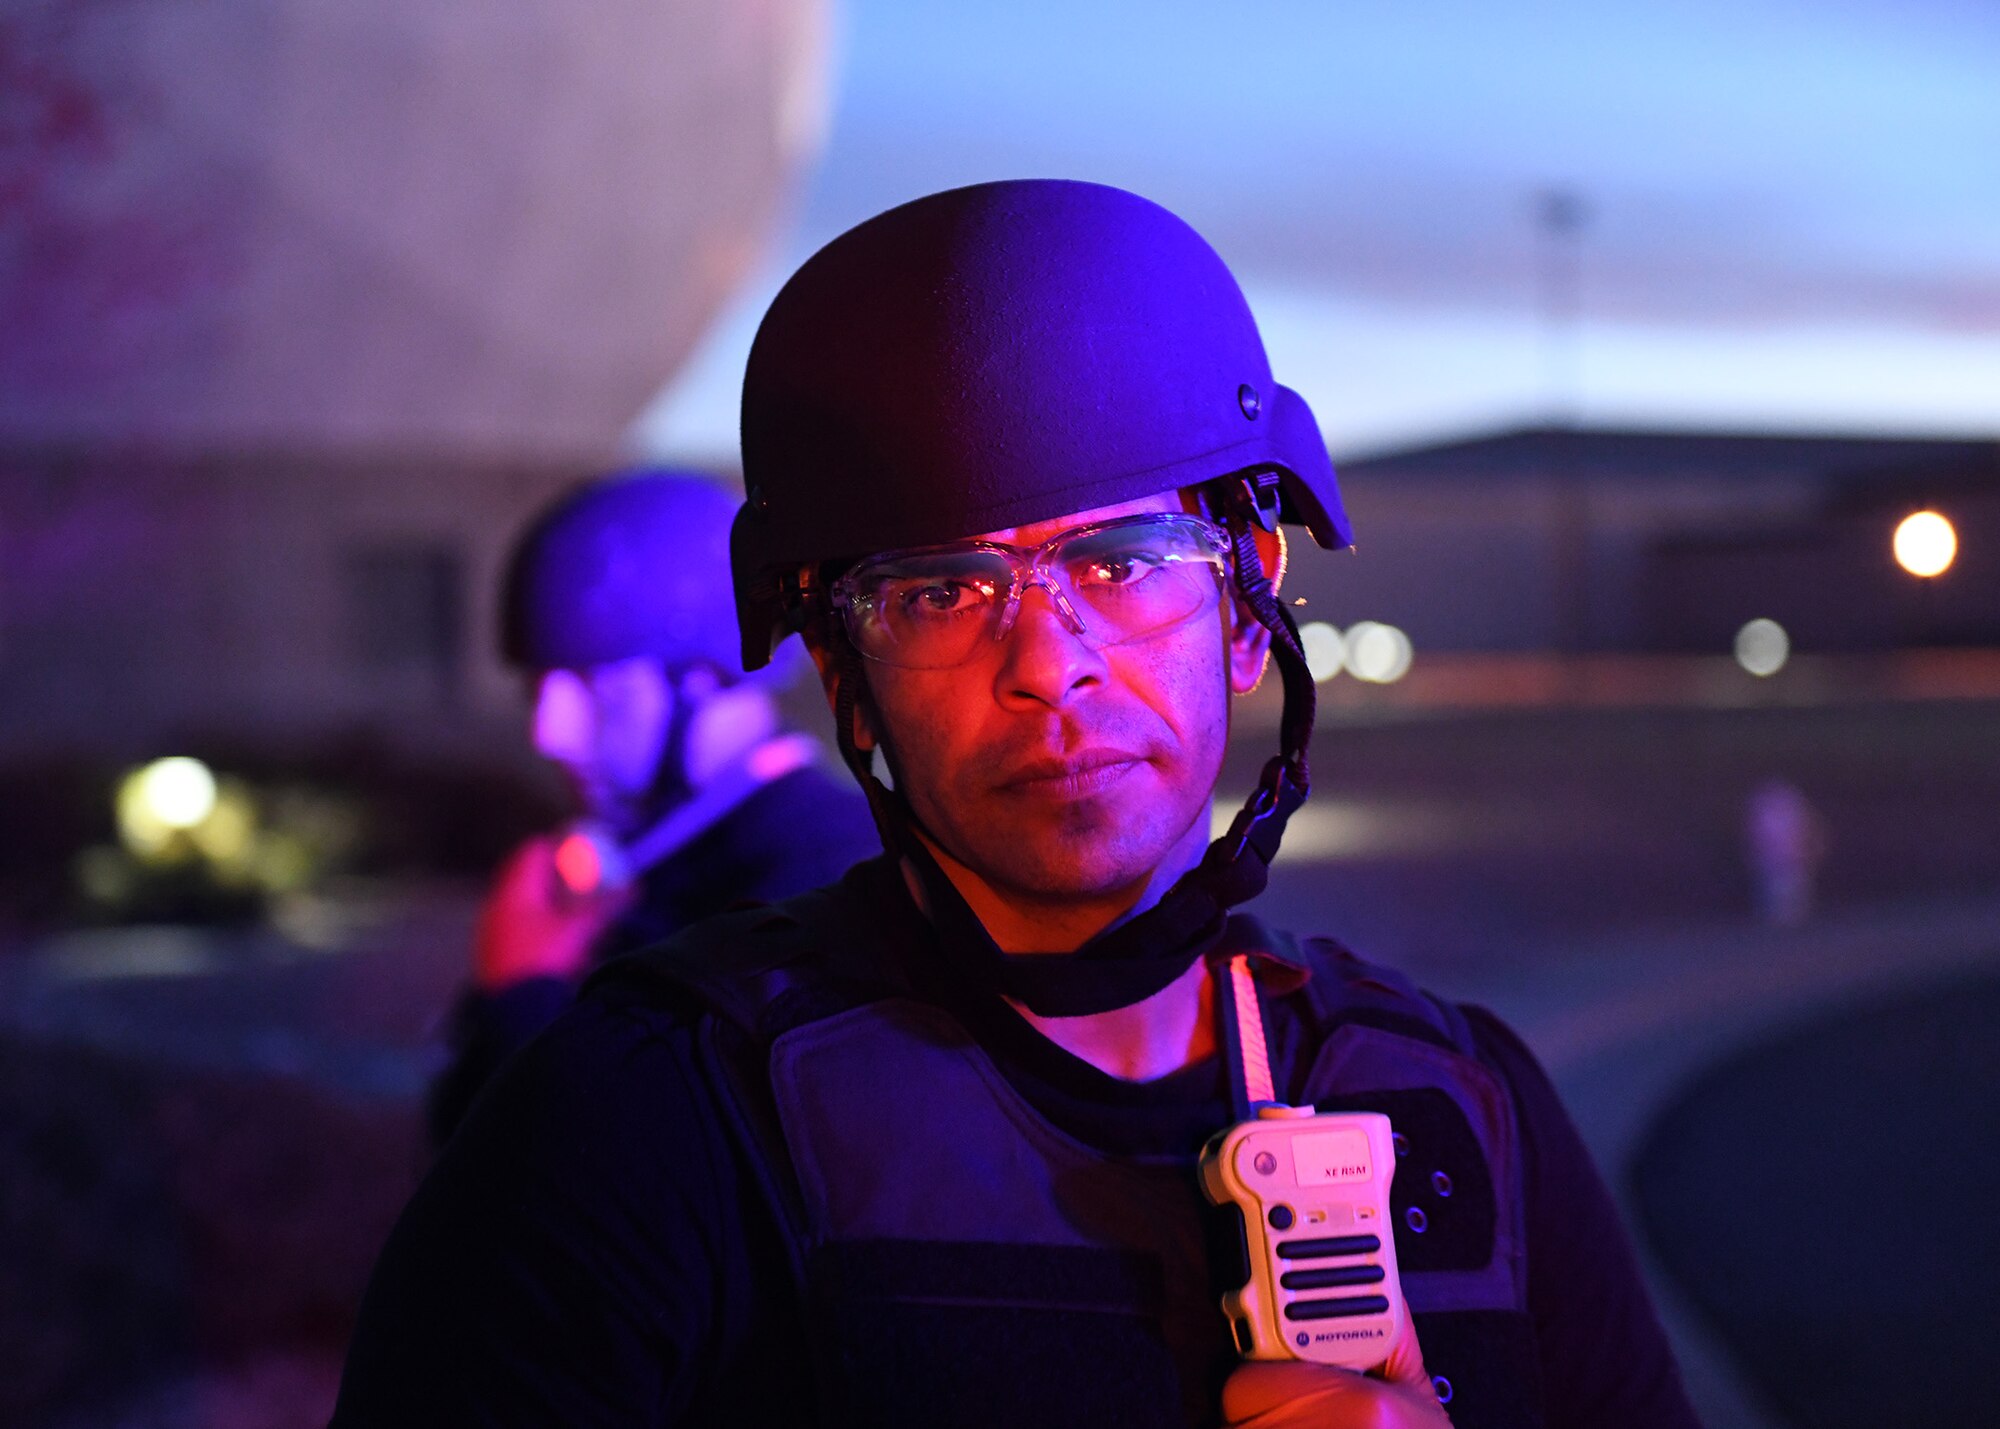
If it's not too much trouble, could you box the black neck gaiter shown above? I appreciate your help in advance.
[893,819,1266,1018]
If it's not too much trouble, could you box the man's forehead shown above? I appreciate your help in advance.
[968,490,1190,548]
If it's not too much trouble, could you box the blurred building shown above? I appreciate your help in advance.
[8,428,1997,762]
[0,448,600,762]
[0,0,831,767]
[1288,428,2000,657]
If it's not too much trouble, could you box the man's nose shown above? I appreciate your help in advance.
[994,584,1106,708]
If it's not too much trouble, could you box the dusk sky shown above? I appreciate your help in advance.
[637,0,1999,461]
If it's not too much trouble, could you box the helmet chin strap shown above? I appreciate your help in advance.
[827,485,1316,1019]
[624,662,702,831]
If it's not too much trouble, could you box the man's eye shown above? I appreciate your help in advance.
[894,579,988,616]
[1079,552,1161,587]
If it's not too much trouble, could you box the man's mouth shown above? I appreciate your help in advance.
[998,750,1144,797]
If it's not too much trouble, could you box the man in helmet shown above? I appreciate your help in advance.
[425,469,876,1144]
[340,186,1698,1428]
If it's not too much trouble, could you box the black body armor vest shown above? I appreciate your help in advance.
[629,880,1548,1428]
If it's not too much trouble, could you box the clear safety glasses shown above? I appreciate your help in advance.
[831,512,1233,669]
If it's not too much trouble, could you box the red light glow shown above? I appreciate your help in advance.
[554,832,603,894]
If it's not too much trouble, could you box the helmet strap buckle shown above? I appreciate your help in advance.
[1228,470,1285,534]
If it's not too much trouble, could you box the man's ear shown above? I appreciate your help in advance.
[801,627,877,751]
[1227,525,1284,695]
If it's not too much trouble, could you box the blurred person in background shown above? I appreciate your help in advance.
[426,470,876,1144]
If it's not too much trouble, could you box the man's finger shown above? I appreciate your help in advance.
[1221,1302,1438,1426]
[1378,1292,1432,1390]
[1221,1359,1376,1423]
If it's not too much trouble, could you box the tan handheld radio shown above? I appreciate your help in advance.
[1199,954,1405,1369]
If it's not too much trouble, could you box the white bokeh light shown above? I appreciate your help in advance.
[1734,618,1790,677]
[1345,622,1414,684]
[134,757,217,830]
[117,756,219,856]
[1297,621,1346,682]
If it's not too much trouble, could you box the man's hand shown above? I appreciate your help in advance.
[1221,1300,1452,1428]
[471,835,634,989]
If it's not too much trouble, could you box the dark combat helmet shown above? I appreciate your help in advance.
[732,178,1348,672]
[503,469,744,676]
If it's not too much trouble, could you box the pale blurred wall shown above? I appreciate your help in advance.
[0,0,831,761]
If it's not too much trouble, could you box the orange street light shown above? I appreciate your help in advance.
[1893,510,1956,578]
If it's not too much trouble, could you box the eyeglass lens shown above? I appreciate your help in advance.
[842,518,1227,669]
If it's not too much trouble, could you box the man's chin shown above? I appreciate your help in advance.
[974,837,1182,909]
[919,789,1203,906]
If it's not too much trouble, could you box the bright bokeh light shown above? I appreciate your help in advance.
[1734,618,1790,677]
[117,757,218,855]
[1345,622,1414,684]
[1893,510,1957,577]
[1298,621,1346,683]
[137,757,217,828]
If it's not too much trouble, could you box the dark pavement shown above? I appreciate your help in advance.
[1633,970,2000,1429]
[0,895,467,1429]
